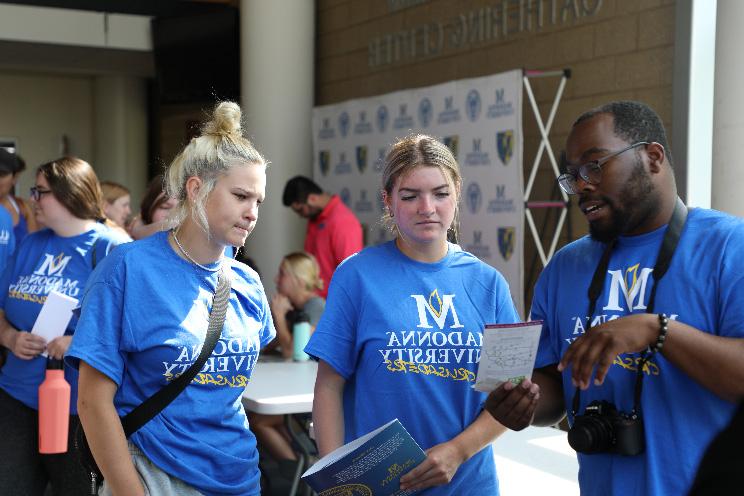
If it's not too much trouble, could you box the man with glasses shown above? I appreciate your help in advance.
[485,101,744,495]
[282,175,362,297]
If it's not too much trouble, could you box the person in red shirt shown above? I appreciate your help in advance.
[282,176,363,297]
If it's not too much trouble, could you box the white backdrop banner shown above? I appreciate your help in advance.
[312,69,524,314]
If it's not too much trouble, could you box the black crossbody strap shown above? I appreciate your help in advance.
[121,266,232,436]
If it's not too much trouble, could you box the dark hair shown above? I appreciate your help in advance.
[282,176,323,206]
[37,157,106,221]
[574,101,673,166]
[140,174,169,225]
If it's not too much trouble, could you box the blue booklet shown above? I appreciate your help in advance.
[301,418,426,495]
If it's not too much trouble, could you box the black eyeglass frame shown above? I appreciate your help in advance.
[557,141,650,195]
[29,186,53,201]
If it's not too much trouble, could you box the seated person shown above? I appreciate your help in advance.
[250,252,324,467]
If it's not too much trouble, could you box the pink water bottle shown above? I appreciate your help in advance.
[38,358,70,454]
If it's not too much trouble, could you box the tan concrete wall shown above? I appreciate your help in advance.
[316,0,676,300]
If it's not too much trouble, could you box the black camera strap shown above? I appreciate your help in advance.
[571,197,688,418]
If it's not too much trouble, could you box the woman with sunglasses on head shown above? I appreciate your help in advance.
[68,101,275,496]
[307,134,520,495]
[0,157,131,495]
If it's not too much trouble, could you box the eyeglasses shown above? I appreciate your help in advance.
[557,142,649,195]
[30,186,53,201]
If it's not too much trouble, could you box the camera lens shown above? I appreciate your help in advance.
[568,416,614,453]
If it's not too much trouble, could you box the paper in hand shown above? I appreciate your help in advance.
[31,290,79,356]
[474,321,543,392]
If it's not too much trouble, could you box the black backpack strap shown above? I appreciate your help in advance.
[121,266,232,436]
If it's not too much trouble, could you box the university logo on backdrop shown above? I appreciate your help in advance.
[340,187,352,207]
[487,88,515,118]
[411,289,464,330]
[376,105,389,133]
[466,89,481,122]
[354,111,373,134]
[443,135,459,159]
[466,182,482,214]
[35,253,72,277]
[465,230,492,260]
[418,97,433,128]
[438,96,461,124]
[318,118,335,140]
[318,150,331,176]
[465,138,491,166]
[394,104,414,130]
[338,112,350,138]
[497,130,514,165]
[497,227,515,261]
[356,146,368,174]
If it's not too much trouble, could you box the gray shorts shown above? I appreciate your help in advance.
[99,441,203,496]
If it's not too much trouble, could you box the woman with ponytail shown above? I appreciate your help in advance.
[68,102,275,496]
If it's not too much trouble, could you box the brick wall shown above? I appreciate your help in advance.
[316,0,676,301]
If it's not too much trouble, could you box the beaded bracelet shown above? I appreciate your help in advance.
[649,313,669,353]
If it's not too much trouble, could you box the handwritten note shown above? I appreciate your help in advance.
[474,321,543,392]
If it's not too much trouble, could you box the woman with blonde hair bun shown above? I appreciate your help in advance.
[69,101,275,496]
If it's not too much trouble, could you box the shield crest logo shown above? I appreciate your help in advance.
[498,227,515,261]
[356,146,367,174]
[319,150,330,176]
[497,130,514,165]
[443,135,459,159]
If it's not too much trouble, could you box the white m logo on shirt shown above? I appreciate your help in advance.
[410,290,465,330]
[603,265,653,312]
[34,254,71,277]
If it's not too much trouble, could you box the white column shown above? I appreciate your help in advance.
[712,0,744,217]
[92,75,148,208]
[240,0,315,278]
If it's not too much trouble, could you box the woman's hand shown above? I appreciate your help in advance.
[270,294,293,316]
[8,330,46,360]
[399,440,465,492]
[46,335,73,360]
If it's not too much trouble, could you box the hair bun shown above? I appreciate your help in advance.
[203,101,242,137]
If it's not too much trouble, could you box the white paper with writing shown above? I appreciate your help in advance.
[474,321,543,392]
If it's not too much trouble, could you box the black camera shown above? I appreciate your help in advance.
[567,400,645,456]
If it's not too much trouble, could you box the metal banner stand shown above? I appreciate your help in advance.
[522,68,571,268]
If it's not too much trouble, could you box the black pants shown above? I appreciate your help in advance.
[0,388,90,496]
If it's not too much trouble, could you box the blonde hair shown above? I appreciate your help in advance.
[100,181,130,205]
[164,101,267,233]
[381,134,462,242]
[282,252,323,292]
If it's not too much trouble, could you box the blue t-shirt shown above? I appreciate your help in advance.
[66,231,276,496]
[533,208,744,496]
[0,223,128,412]
[305,240,519,496]
[0,206,15,275]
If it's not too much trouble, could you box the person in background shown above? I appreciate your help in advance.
[127,175,177,240]
[484,101,744,496]
[0,149,37,242]
[69,101,274,496]
[251,252,324,471]
[0,157,130,495]
[307,134,519,494]
[101,181,132,229]
[282,176,363,297]
[0,206,14,276]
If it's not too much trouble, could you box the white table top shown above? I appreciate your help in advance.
[242,359,318,415]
